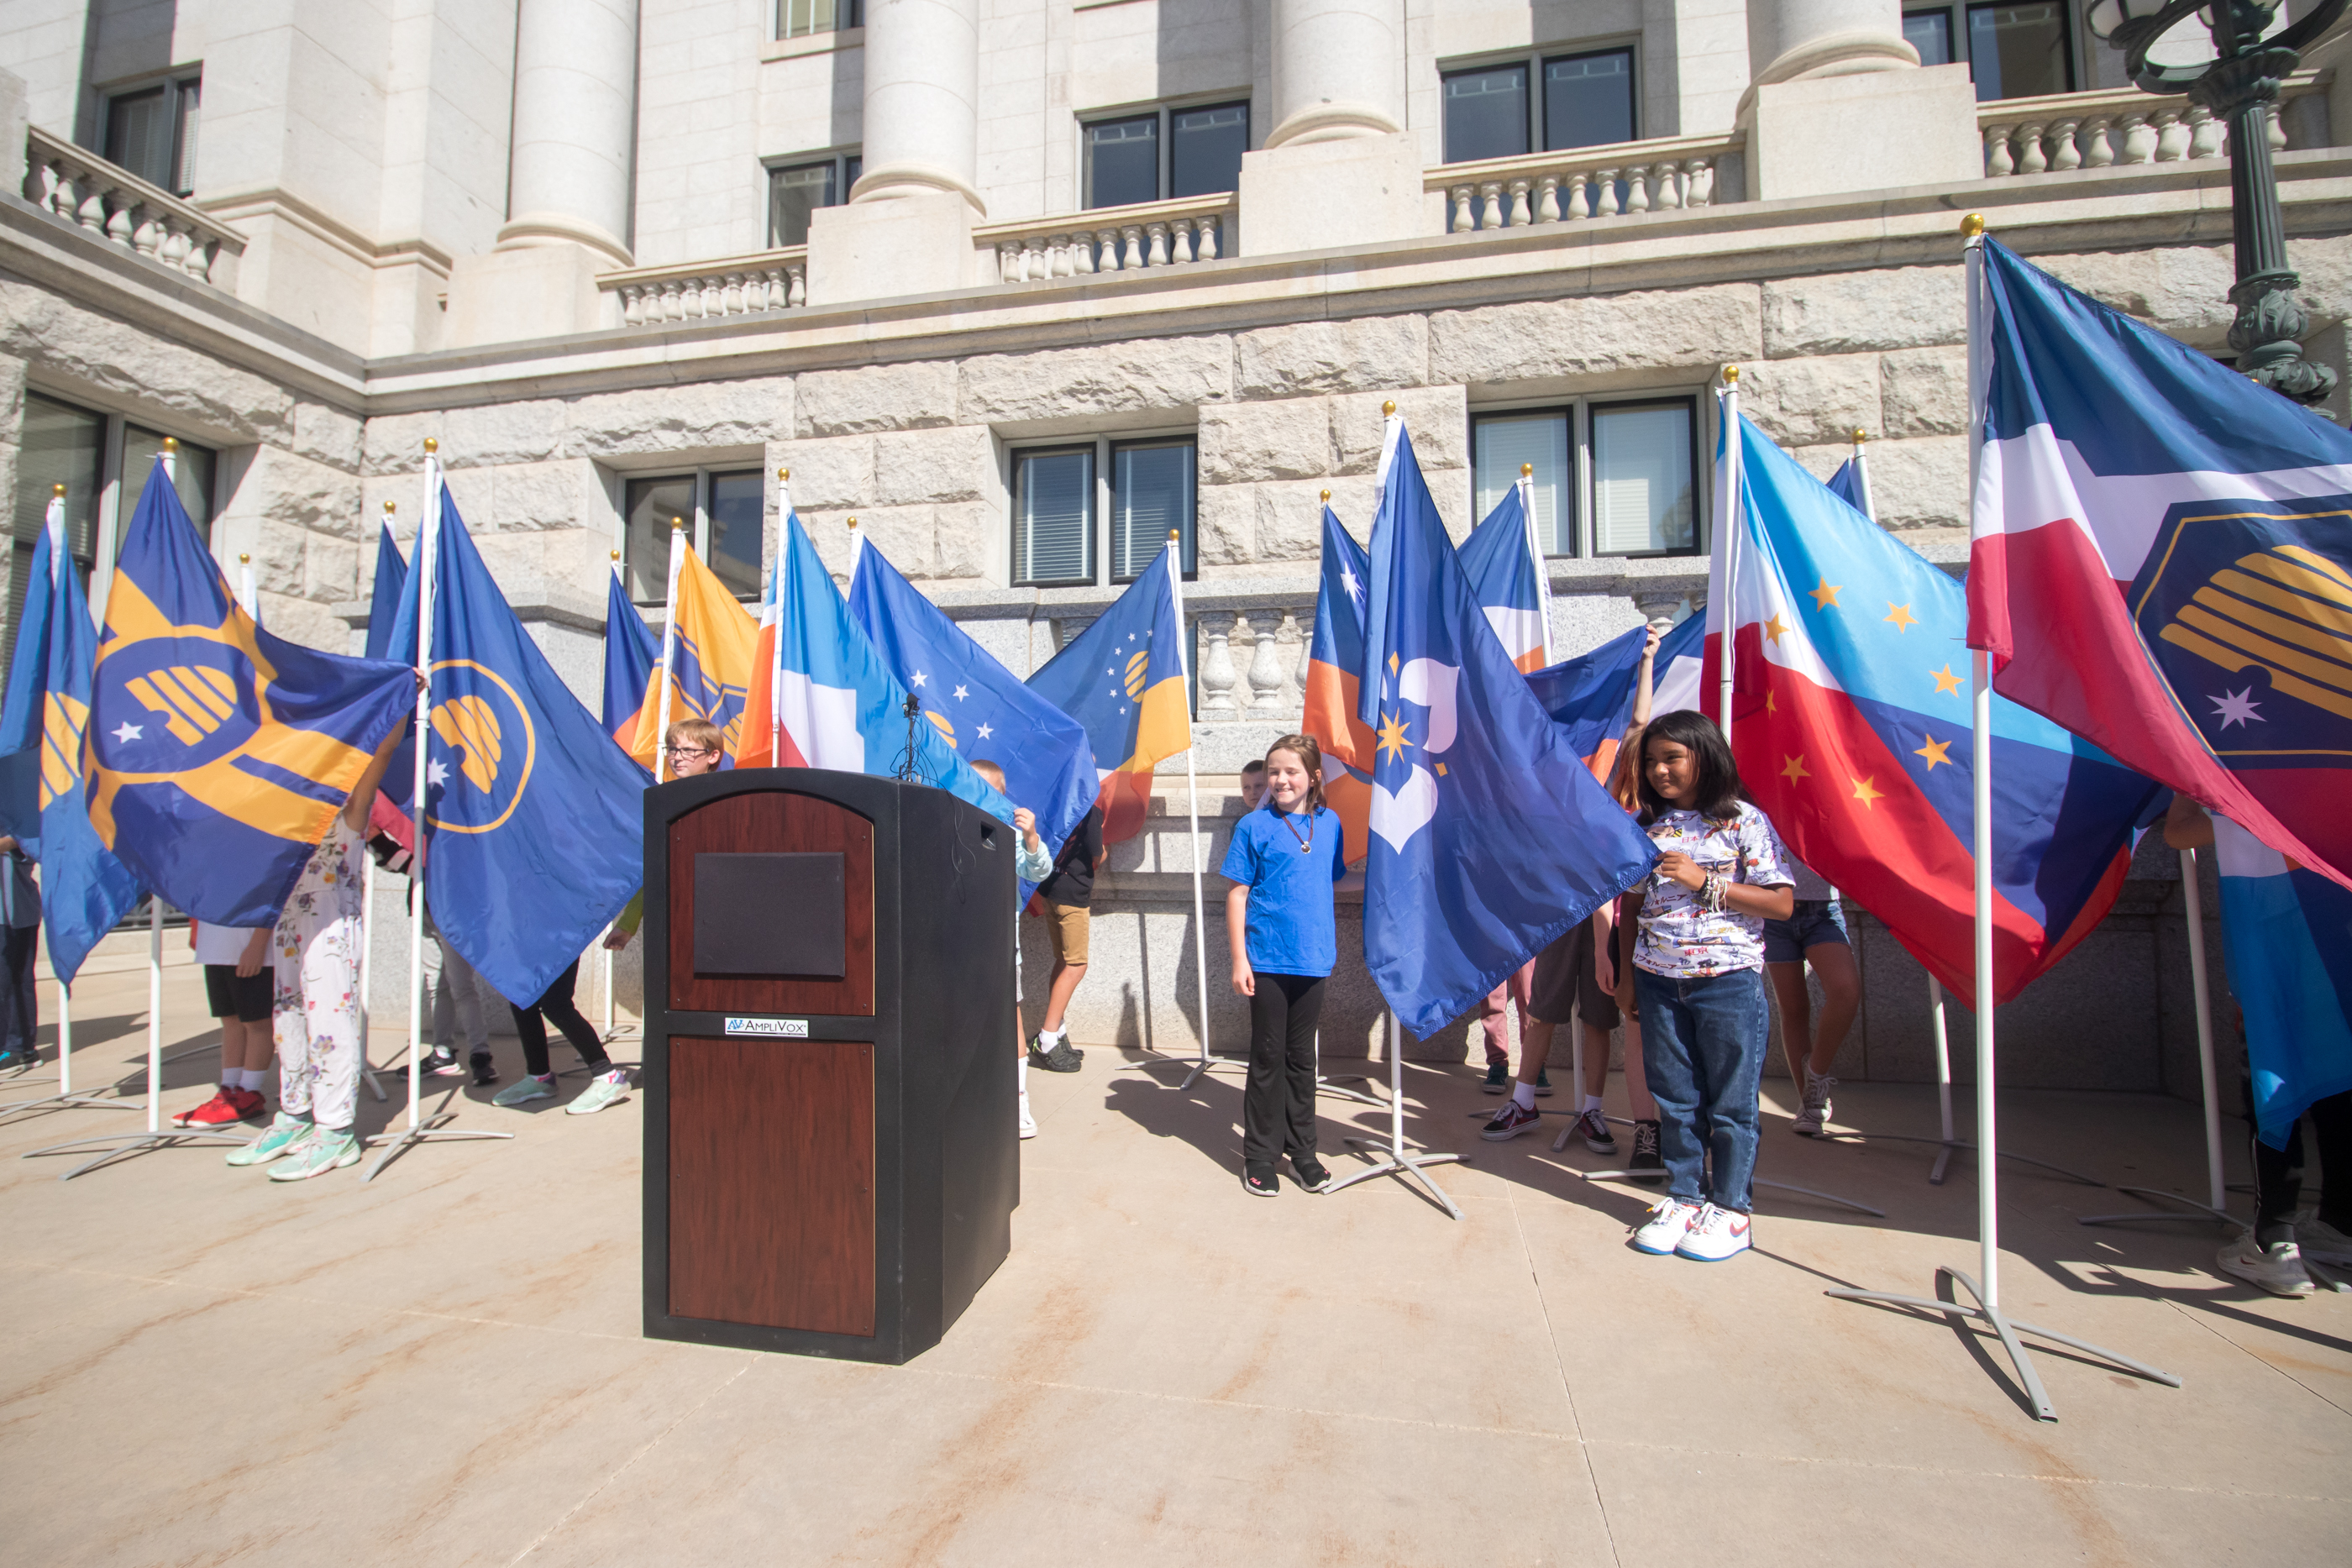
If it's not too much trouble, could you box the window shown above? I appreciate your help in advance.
[768,151,860,248]
[619,468,767,606]
[122,425,217,549]
[778,0,858,39]
[1012,437,1198,587]
[1443,47,1636,165]
[1469,396,1698,559]
[102,73,200,196]
[1083,100,1248,210]
[1904,3,2075,99]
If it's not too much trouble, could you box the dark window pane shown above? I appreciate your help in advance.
[1084,115,1159,209]
[1543,50,1634,152]
[104,86,172,190]
[706,470,766,599]
[1591,401,1694,557]
[1442,65,1530,164]
[1473,412,1573,557]
[1110,441,1194,580]
[624,475,696,605]
[1904,8,1956,67]
[8,394,105,670]
[768,160,837,248]
[123,427,217,550]
[845,153,862,191]
[1169,101,1247,198]
[1966,2,2071,101]
[1016,449,1094,585]
[778,0,849,38]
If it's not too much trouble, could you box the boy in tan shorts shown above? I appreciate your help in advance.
[1028,802,1101,1073]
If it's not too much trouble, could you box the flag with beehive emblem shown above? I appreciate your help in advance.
[1026,543,1192,845]
[379,483,646,1004]
[0,491,144,981]
[85,460,415,928]
[1967,235,2352,890]
[625,540,759,768]
[1725,411,2163,1006]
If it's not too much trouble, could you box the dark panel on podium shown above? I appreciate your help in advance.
[666,789,875,1018]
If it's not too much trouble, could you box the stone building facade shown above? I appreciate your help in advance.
[5,0,2344,1095]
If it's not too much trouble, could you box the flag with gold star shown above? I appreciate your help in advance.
[1720,413,2161,1006]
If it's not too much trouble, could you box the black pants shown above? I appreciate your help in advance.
[2252,1088,2352,1245]
[510,961,609,1078]
[0,924,34,1057]
[1243,973,1325,1169]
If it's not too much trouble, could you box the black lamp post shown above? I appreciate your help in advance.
[2086,0,2348,404]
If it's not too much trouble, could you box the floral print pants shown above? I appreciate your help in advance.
[274,821,365,1133]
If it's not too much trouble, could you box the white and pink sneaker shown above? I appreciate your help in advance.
[1675,1203,1752,1261]
[1632,1198,1702,1255]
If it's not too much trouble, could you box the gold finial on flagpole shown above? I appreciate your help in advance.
[1521,463,1533,478]
[51,483,65,498]
[1320,489,1331,502]
[1382,400,1396,416]
[847,516,858,531]
[1168,529,1180,543]
[610,548,620,561]
[670,516,685,531]
[383,500,396,515]
[161,436,177,453]
[1721,364,1739,385]
[423,438,438,454]
[1853,428,1869,444]
[1961,212,1985,238]
[239,553,249,564]
[777,467,789,481]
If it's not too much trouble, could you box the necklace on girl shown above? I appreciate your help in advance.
[1277,805,1315,854]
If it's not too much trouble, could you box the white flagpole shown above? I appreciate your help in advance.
[1712,366,1742,743]
[602,545,622,1037]
[2182,847,2225,1213]
[770,473,791,768]
[1165,531,1216,1088]
[654,517,685,783]
[1518,462,1552,664]
[1828,213,2178,1418]
[1851,428,1877,522]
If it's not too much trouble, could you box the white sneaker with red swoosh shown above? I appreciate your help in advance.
[1674,1203,1752,1261]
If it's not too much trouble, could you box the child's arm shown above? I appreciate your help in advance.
[1654,852,1792,920]
[238,926,270,978]
[2163,793,2214,850]
[1629,622,1663,730]
[1613,888,1646,1018]
[1592,902,1615,994]
[1225,880,1254,997]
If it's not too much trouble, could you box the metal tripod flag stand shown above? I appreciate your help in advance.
[1323,1009,1467,1219]
[365,439,512,1181]
[1824,218,2178,1419]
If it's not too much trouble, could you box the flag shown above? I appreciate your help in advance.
[362,523,407,662]
[848,537,1095,879]
[1456,482,1551,674]
[1725,412,2162,1005]
[736,508,1014,825]
[626,540,759,769]
[1026,545,1192,845]
[1525,613,1705,784]
[1826,456,1868,517]
[1300,505,1378,863]
[1968,235,2352,890]
[601,569,659,758]
[0,501,143,982]
[1357,421,1656,1036]
[379,483,645,1005]
[86,460,414,928]
[2212,815,2352,1148]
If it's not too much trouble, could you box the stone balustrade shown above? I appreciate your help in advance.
[20,125,244,288]
[600,246,808,327]
[976,193,1235,284]
[1431,132,1740,234]
[1977,73,2324,178]
[1193,604,1315,723]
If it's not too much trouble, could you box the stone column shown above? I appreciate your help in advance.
[805,0,984,306]
[1239,0,1426,256]
[446,0,640,346]
[1739,0,1981,202]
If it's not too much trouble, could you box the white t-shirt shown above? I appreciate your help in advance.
[192,922,264,966]
[1632,801,1795,978]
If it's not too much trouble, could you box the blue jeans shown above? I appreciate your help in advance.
[1635,966,1769,1213]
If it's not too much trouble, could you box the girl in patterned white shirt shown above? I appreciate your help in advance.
[1612,711,1793,1261]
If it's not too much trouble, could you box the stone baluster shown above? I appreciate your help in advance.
[76,176,112,234]
[659,280,683,320]
[1686,157,1715,207]
[1566,170,1591,220]
[2015,123,2048,176]
[1449,185,1473,232]
[1068,230,1095,273]
[2048,118,2082,171]
[1171,220,1195,264]
[1200,618,1239,718]
[2155,108,2190,160]
[1245,616,1289,718]
[1479,182,1504,229]
[1535,174,1562,223]
[2268,109,2287,152]
[1633,592,1684,633]
[130,207,163,260]
[1146,222,1169,266]
[1595,170,1621,218]
[2120,111,2158,164]
[1508,179,1532,226]
[1272,611,1305,715]
[1121,225,1145,269]
[154,218,186,271]
[1196,217,1221,260]
[2079,116,2115,168]
[1028,236,1050,280]
[1983,123,2016,177]
[788,264,807,307]
[1655,163,1684,210]
[619,285,642,325]
[718,272,742,313]
[2187,103,2224,159]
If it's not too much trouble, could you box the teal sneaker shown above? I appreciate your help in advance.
[493,1073,556,1109]
[564,1068,631,1116]
[226,1113,312,1167]
[269,1128,360,1182]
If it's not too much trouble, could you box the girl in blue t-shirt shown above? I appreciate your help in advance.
[1221,733,1361,1198]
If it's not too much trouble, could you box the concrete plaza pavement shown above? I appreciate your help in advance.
[2,957,2348,1565]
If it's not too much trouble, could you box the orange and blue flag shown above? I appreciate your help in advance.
[0,496,143,981]
[627,542,758,768]
[86,461,414,927]
[1723,412,2162,1006]
[601,569,658,762]
[1026,544,1192,845]
[1301,504,1377,863]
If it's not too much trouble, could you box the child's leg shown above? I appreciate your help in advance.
[302,916,365,1134]
[536,961,612,1070]
[1242,978,1294,1171]
[1803,939,1861,1078]
[1039,905,1087,1035]
[1634,971,1704,1205]
[273,940,316,1123]
[1623,1020,1657,1121]
[1767,961,1812,1088]
[1687,968,1770,1213]
[511,1000,554,1078]
[1279,974,1325,1162]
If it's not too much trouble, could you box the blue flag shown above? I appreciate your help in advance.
[1825,457,1867,517]
[363,523,407,662]
[600,568,659,759]
[87,461,415,927]
[848,538,1094,889]
[0,510,144,982]
[1524,614,1705,771]
[380,484,646,1005]
[1358,422,1658,1036]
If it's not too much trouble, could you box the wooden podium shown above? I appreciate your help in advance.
[640,769,1017,1363]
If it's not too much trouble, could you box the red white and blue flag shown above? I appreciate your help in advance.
[1524,613,1704,784]
[1967,236,2352,890]
[1722,412,2162,1006]
[1456,481,1551,674]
